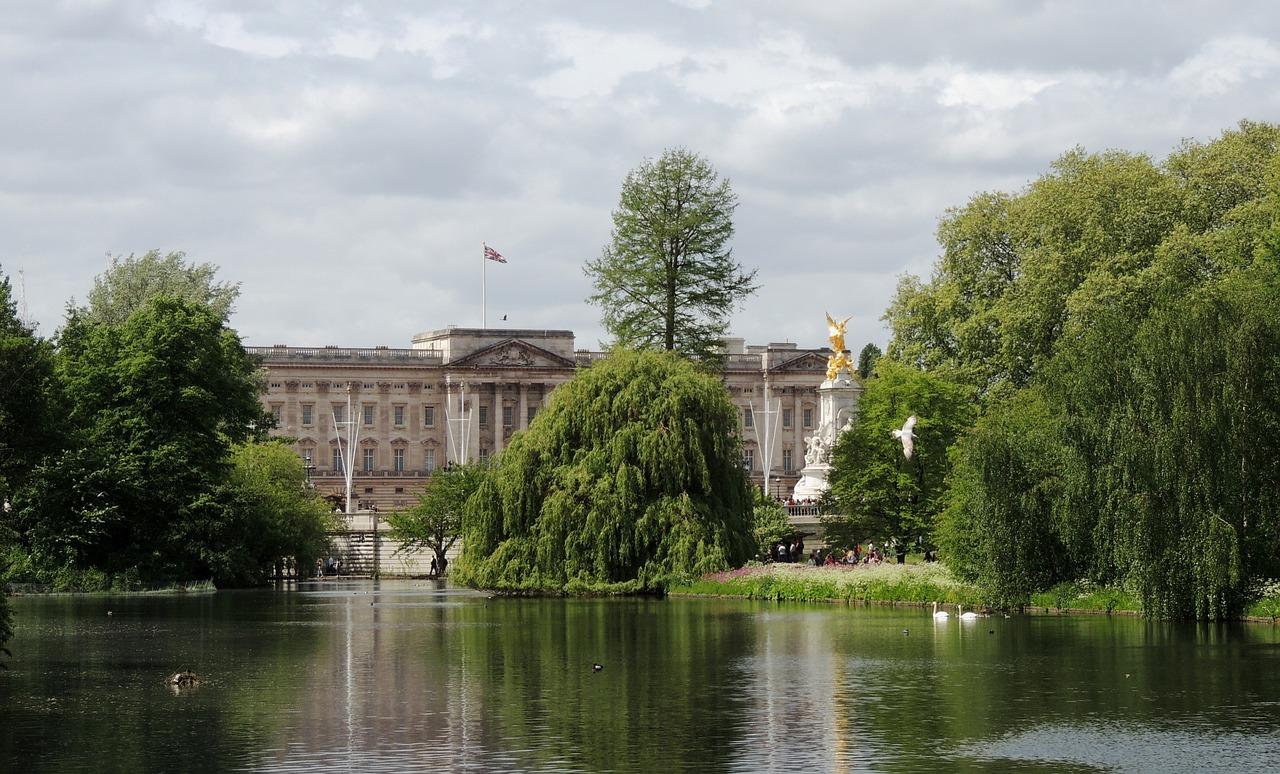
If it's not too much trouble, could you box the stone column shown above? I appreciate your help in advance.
[517,381,528,430]
[492,383,503,452]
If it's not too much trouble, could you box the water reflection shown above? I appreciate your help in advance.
[4,583,1280,773]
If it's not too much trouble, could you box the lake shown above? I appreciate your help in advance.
[4,580,1280,773]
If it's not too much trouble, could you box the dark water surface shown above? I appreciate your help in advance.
[4,580,1280,773]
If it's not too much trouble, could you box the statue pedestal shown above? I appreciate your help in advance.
[791,370,862,501]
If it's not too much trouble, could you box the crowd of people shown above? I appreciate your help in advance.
[770,537,939,567]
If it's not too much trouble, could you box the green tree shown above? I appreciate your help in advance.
[897,120,1280,618]
[0,270,62,505]
[83,250,241,325]
[454,350,754,592]
[586,148,758,362]
[387,463,488,576]
[939,388,1077,608]
[751,490,792,561]
[219,440,337,585]
[12,297,266,584]
[856,342,882,379]
[825,360,974,552]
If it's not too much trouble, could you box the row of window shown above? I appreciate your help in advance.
[273,403,539,429]
[742,448,797,473]
[303,445,496,474]
[743,407,813,429]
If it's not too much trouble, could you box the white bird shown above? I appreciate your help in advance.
[892,415,918,459]
[958,605,981,621]
[932,601,949,621]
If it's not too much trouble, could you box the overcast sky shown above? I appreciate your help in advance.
[4,1,1279,352]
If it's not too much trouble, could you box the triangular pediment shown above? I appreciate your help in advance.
[449,338,575,369]
[769,351,830,373]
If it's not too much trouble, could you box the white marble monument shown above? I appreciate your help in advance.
[791,314,863,500]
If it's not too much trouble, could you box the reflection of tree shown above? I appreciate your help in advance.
[2,593,331,772]
[452,597,755,773]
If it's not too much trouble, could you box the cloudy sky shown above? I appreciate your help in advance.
[4,1,1279,352]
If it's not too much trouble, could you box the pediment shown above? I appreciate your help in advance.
[420,437,440,447]
[769,351,830,373]
[449,338,575,369]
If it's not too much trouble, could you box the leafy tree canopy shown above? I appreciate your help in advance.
[388,462,488,574]
[83,249,240,325]
[890,120,1280,618]
[856,342,882,379]
[454,349,755,593]
[586,148,758,363]
[825,360,974,551]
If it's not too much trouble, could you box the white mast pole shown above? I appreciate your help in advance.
[481,242,487,329]
[751,376,780,498]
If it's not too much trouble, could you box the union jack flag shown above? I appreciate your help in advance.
[483,244,507,263]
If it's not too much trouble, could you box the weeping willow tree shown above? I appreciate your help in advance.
[453,350,754,593]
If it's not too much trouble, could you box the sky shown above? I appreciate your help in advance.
[4,1,1279,353]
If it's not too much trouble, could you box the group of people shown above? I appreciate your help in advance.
[314,557,343,577]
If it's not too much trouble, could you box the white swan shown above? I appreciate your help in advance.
[932,601,949,621]
[958,605,981,621]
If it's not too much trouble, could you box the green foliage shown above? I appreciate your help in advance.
[672,563,983,606]
[1030,581,1140,614]
[8,295,270,587]
[891,120,1280,619]
[585,148,758,362]
[751,490,792,561]
[856,342,882,379]
[0,268,63,506]
[454,350,755,592]
[218,440,337,586]
[83,250,241,325]
[940,389,1077,608]
[387,462,488,571]
[825,360,975,551]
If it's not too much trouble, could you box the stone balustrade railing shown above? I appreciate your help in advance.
[246,346,444,363]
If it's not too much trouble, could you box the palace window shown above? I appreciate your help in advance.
[363,405,375,426]
[527,406,537,426]
[332,447,343,471]
[393,405,405,426]
[478,405,489,429]
[424,406,435,427]
[301,404,313,426]
[424,449,436,473]
[479,448,490,462]
[502,406,514,429]
[783,408,792,428]
[743,408,753,428]
[743,448,754,472]
[803,408,813,428]
[333,405,345,423]
[363,448,375,471]
[271,405,282,424]
[393,448,404,472]
[782,448,793,473]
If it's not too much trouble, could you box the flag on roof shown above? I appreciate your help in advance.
[484,244,507,263]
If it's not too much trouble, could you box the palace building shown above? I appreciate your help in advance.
[250,326,833,513]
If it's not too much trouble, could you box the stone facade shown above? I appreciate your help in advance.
[251,327,831,513]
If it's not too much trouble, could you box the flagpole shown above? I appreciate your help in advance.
[481,242,487,329]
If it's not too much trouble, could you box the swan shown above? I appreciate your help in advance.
[932,601,949,621]
[958,605,981,621]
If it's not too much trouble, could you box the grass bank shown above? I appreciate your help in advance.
[674,565,1280,622]
[669,562,985,607]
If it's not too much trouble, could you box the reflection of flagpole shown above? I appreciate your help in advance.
[481,242,486,329]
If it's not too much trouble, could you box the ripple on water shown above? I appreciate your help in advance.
[961,721,1280,773]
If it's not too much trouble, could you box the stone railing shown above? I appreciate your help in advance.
[785,504,825,517]
[247,346,444,364]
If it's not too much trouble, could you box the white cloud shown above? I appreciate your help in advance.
[1170,35,1280,96]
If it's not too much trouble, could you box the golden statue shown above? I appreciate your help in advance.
[825,312,854,381]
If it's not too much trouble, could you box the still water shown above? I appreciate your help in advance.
[4,580,1280,773]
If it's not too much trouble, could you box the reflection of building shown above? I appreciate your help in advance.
[250,327,830,512]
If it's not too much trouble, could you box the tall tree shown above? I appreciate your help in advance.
[455,350,754,593]
[856,342,882,379]
[586,148,757,362]
[824,360,974,552]
[84,250,241,325]
[387,463,487,576]
[13,297,266,583]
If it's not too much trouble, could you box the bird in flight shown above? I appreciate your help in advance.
[892,415,918,459]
